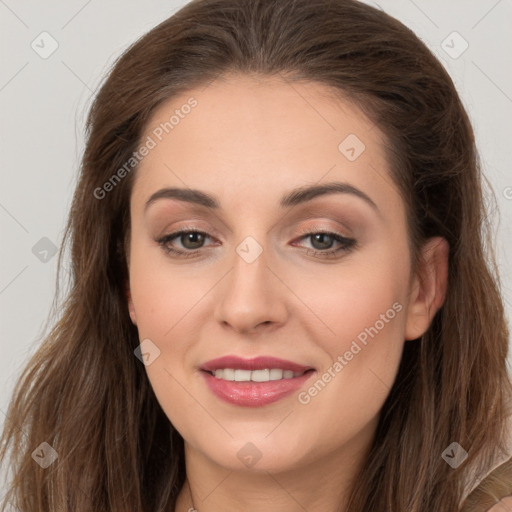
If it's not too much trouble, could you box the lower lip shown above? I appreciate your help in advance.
[201,370,315,407]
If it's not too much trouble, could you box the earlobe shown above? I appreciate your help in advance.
[404,237,449,341]
[126,284,137,325]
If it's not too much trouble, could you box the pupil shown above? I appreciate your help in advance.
[312,233,333,250]
[183,232,204,249]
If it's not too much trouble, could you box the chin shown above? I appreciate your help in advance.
[191,434,312,474]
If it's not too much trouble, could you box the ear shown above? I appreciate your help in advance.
[126,283,137,325]
[404,236,449,341]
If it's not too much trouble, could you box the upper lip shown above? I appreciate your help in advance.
[200,355,315,373]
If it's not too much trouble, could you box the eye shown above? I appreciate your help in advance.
[156,228,215,258]
[156,228,357,259]
[292,229,357,259]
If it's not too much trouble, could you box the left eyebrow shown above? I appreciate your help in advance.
[144,181,379,213]
[279,181,379,213]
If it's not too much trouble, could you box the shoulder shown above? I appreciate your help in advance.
[486,496,512,511]
[460,455,512,512]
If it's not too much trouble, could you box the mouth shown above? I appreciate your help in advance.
[200,355,315,374]
[199,355,316,407]
[203,368,313,382]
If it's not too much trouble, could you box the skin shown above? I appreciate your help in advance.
[489,497,512,512]
[126,74,449,512]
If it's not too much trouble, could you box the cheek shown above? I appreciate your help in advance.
[293,247,409,409]
[297,248,409,356]
[293,247,409,433]
[127,245,206,430]
[128,241,202,339]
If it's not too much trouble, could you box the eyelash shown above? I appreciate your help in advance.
[156,226,357,260]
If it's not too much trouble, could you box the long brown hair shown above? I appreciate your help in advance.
[1,0,511,510]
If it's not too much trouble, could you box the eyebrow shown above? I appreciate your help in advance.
[144,181,379,213]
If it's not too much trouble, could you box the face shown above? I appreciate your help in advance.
[126,74,445,475]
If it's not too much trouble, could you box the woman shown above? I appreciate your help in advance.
[1,0,511,510]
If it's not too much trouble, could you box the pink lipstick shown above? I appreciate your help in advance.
[200,355,316,407]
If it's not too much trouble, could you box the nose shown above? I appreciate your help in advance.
[213,244,289,335]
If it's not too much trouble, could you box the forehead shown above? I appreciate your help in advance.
[131,74,401,218]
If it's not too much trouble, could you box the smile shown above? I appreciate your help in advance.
[208,368,309,381]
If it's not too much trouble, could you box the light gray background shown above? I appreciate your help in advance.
[1,0,511,433]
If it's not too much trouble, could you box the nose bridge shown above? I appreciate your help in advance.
[214,232,288,332]
[233,234,269,288]
[229,233,273,305]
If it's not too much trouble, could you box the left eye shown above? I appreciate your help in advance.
[156,229,356,259]
[292,230,357,257]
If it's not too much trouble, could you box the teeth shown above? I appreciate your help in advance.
[222,368,235,381]
[213,368,305,382]
[269,369,283,380]
[251,369,270,382]
[234,369,251,381]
